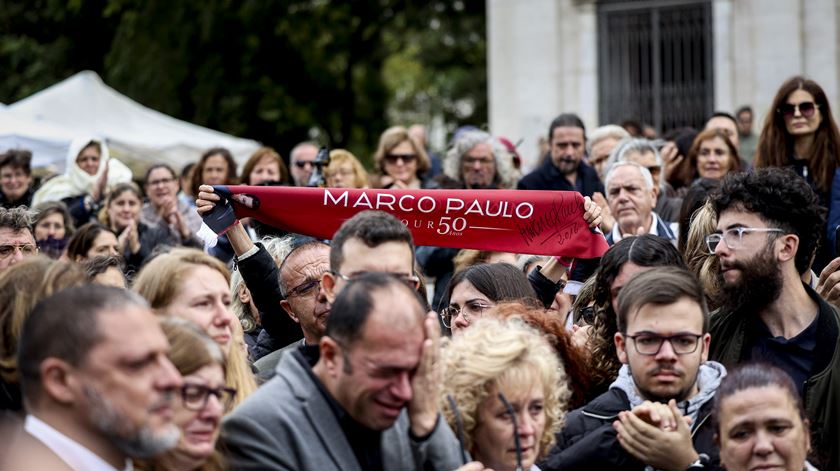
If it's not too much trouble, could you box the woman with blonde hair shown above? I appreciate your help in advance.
[325,149,369,188]
[133,248,256,408]
[683,201,722,309]
[373,126,436,189]
[136,317,233,471]
[440,316,569,471]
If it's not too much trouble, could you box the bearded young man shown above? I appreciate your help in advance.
[708,168,840,471]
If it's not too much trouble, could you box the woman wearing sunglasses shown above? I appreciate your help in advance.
[755,76,840,260]
[440,316,568,471]
[136,318,235,471]
[373,126,438,189]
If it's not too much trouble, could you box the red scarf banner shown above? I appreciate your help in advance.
[213,186,609,258]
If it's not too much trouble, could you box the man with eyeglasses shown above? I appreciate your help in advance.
[0,206,38,272]
[544,267,726,471]
[289,142,319,186]
[708,168,840,470]
[223,272,462,470]
[254,238,332,380]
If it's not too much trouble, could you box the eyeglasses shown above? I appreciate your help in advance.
[0,244,38,259]
[778,102,819,120]
[181,383,237,411]
[626,333,703,355]
[439,301,492,328]
[146,177,176,187]
[331,270,421,291]
[288,278,321,297]
[293,161,314,169]
[705,227,784,254]
[384,153,418,165]
[462,156,494,166]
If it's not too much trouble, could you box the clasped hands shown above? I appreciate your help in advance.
[613,399,700,471]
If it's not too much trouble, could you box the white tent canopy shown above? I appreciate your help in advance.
[8,71,261,173]
[0,105,78,171]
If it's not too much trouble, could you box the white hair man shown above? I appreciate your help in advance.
[604,161,677,245]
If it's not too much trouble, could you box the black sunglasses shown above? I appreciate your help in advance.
[293,161,314,169]
[778,101,818,120]
[384,153,418,164]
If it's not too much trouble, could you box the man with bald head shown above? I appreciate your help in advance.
[223,273,461,470]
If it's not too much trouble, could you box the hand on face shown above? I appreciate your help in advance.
[408,311,443,437]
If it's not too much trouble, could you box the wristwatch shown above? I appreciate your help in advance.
[686,453,710,470]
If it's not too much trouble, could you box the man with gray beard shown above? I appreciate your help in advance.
[2,285,183,471]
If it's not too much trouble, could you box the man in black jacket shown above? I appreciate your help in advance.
[543,267,726,470]
[708,168,839,470]
[518,113,604,197]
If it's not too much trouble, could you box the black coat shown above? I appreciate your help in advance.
[0,187,34,209]
[236,243,303,349]
[517,158,604,198]
[540,388,721,471]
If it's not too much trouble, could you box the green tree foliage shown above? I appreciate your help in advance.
[0,1,486,165]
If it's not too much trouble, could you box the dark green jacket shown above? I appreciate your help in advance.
[709,285,840,471]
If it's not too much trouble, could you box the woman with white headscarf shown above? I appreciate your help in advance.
[32,136,133,227]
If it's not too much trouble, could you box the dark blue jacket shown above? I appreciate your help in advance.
[826,168,840,256]
[517,158,604,198]
[605,213,677,246]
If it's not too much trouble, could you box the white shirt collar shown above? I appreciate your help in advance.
[25,414,133,471]
[611,213,659,242]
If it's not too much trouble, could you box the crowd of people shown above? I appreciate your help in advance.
[0,74,838,471]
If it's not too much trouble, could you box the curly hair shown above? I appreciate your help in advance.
[684,202,722,309]
[710,168,825,275]
[754,76,840,194]
[439,316,568,461]
[230,235,295,333]
[0,206,33,234]
[489,302,591,409]
[443,130,516,189]
[588,235,686,390]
